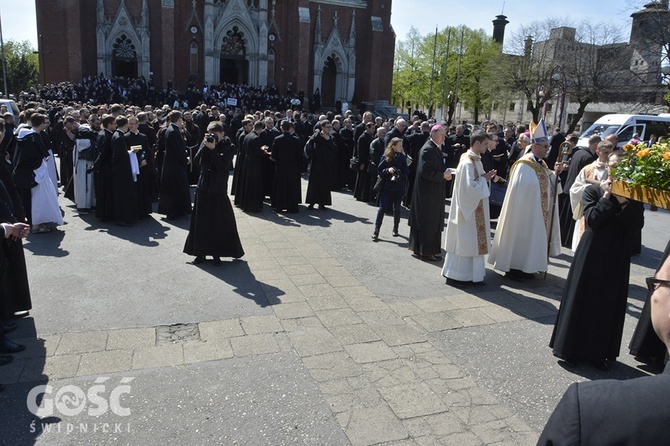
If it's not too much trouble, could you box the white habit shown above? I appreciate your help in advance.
[73,131,96,209]
[442,151,491,282]
[489,153,561,273]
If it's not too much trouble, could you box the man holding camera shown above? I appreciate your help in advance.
[184,122,244,265]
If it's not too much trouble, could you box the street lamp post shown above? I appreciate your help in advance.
[550,65,567,132]
[0,10,9,97]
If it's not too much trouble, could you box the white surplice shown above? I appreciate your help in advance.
[489,153,561,273]
[568,160,608,251]
[31,159,64,226]
[442,151,491,282]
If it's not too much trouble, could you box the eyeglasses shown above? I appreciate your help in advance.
[646,277,670,293]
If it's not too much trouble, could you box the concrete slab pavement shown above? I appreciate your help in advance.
[0,178,667,445]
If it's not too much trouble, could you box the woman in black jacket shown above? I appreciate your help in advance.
[372,137,409,241]
[183,122,244,266]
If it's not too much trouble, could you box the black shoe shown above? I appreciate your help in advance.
[2,323,17,334]
[307,204,314,209]
[372,230,379,242]
[0,339,25,354]
[192,256,205,265]
[446,278,470,288]
[425,255,442,262]
[505,270,526,282]
[0,355,13,366]
[213,257,222,266]
[12,311,29,319]
[392,229,399,237]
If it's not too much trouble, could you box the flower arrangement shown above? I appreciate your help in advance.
[611,142,670,192]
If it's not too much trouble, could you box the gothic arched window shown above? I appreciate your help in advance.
[113,34,136,59]
[221,26,246,56]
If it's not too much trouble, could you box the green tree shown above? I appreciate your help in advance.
[392,26,504,124]
[0,39,39,96]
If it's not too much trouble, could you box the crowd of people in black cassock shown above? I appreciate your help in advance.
[2,83,669,429]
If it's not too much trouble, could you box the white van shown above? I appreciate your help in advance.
[578,114,670,148]
[0,98,20,123]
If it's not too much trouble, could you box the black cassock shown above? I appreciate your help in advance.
[240,131,266,212]
[629,239,670,363]
[184,138,244,258]
[111,130,139,224]
[408,139,446,257]
[271,132,302,213]
[125,131,154,217]
[550,185,645,363]
[353,132,373,202]
[305,133,335,206]
[0,179,31,320]
[93,129,115,221]
[231,128,248,197]
[157,123,191,218]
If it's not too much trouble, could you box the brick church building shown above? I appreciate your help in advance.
[35,0,396,108]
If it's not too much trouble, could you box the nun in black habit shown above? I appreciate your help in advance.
[184,122,244,266]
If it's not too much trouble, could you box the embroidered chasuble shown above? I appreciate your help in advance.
[489,153,562,273]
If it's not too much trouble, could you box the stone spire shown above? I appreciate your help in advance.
[315,5,322,44]
[349,9,356,43]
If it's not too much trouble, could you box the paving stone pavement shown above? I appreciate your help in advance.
[0,179,668,445]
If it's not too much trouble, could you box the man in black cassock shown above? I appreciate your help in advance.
[550,154,645,368]
[240,121,269,213]
[260,117,280,199]
[111,116,138,227]
[232,118,253,202]
[271,120,302,213]
[184,121,244,266]
[353,122,375,202]
[538,244,670,445]
[557,134,599,247]
[408,125,452,261]
[157,111,191,220]
[92,114,117,222]
[305,121,336,209]
[125,116,153,218]
[404,121,430,208]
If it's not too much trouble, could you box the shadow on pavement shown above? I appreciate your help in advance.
[193,259,284,308]
[0,317,51,446]
[22,230,69,258]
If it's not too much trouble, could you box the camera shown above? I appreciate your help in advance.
[205,134,216,143]
[390,171,401,182]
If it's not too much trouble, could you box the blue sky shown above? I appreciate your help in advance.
[389,0,638,49]
[0,0,646,50]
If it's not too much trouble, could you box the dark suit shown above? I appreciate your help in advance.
[537,364,670,445]
[240,131,265,212]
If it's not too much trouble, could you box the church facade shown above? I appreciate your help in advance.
[36,0,396,108]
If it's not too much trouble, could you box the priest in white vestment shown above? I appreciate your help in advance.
[442,130,497,286]
[568,140,613,251]
[489,119,566,281]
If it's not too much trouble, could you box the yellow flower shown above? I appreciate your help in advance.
[636,149,650,158]
[623,143,636,152]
